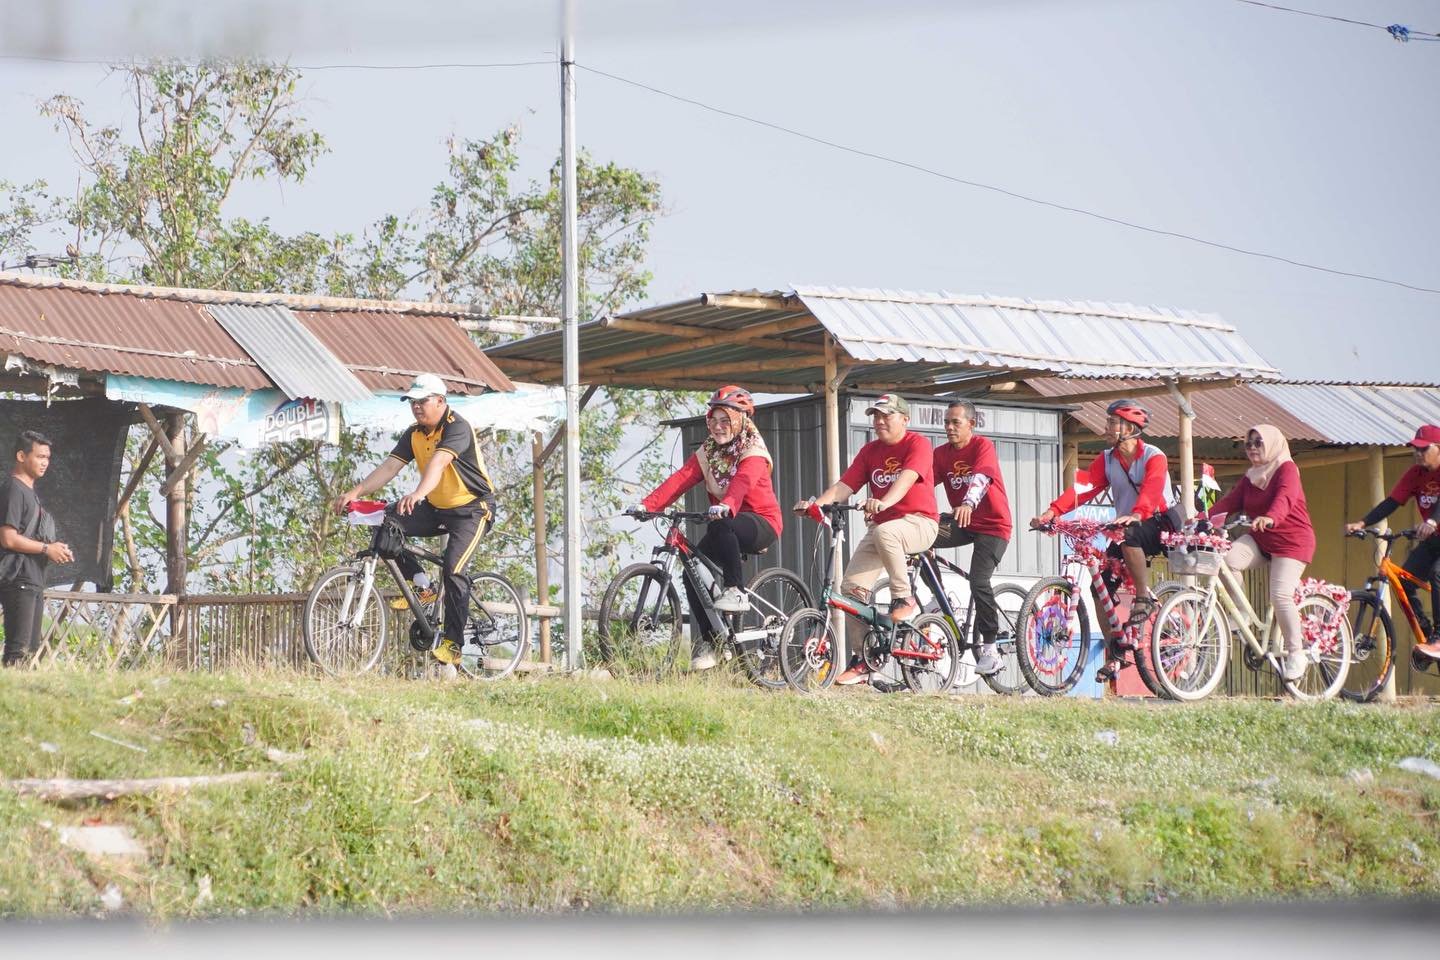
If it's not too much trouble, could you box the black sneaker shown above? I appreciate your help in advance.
[690,639,718,671]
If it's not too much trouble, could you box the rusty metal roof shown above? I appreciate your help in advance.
[0,272,513,395]
[1025,378,1325,442]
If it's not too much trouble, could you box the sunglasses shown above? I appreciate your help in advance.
[1244,438,1265,449]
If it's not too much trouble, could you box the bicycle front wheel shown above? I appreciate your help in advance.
[303,563,388,676]
[898,612,961,694]
[982,583,1029,695]
[779,607,838,693]
[1148,589,1230,702]
[460,572,530,681]
[1016,577,1092,696]
[596,563,682,680]
[1284,593,1353,701]
[1341,589,1394,703]
[734,567,813,689]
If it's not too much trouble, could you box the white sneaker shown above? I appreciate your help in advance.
[1283,650,1308,683]
[973,644,1002,677]
[713,587,750,613]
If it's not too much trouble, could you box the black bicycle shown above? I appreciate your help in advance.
[902,548,1029,695]
[597,509,812,685]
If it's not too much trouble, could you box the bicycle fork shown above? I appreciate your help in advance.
[338,555,380,628]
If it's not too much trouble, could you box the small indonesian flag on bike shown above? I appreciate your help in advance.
[806,502,831,528]
[346,499,388,526]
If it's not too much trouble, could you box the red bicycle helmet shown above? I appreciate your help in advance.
[708,385,755,417]
[1106,398,1149,433]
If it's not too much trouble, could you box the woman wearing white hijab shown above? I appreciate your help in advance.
[1208,424,1316,682]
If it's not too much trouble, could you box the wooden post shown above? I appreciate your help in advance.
[164,410,188,660]
[1176,383,1196,522]
[1370,448,1396,702]
[822,336,848,656]
[1061,428,1081,487]
[533,431,551,664]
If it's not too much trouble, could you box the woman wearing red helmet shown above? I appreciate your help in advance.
[1031,399,1183,681]
[638,385,782,670]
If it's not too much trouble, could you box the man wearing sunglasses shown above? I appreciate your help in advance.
[335,373,497,666]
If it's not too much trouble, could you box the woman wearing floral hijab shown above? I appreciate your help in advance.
[639,386,782,669]
[1208,424,1316,682]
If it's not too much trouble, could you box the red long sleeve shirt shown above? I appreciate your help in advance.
[641,454,783,536]
[1049,443,1170,520]
[1209,461,1315,563]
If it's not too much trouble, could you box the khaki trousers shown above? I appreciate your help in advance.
[1224,534,1307,654]
[840,513,939,656]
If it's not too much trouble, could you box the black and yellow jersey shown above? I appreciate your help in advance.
[387,407,496,510]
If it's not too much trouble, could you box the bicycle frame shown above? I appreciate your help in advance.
[910,552,975,652]
[338,543,446,645]
[1368,538,1430,641]
[1186,561,1284,666]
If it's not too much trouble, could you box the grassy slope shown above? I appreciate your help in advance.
[0,669,1437,917]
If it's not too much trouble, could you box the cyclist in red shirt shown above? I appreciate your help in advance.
[932,399,1011,677]
[1210,424,1316,682]
[795,393,938,685]
[1031,399,1181,681]
[639,385,782,670]
[1346,424,1440,662]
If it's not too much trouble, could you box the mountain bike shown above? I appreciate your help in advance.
[303,502,529,680]
[1019,518,1182,696]
[1342,527,1426,701]
[874,548,1029,694]
[779,503,962,694]
[1148,518,1353,701]
[597,509,812,685]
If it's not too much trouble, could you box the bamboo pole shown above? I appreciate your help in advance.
[823,336,847,659]
[1370,448,1396,702]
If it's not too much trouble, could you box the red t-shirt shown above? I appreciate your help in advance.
[933,436,1012,539]
[840,431,938,524]
[1209,461,1315,563]
[1389,465,1440,524]
[641,453,783,536]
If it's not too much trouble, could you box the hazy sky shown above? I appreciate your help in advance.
[2,0,1437,382]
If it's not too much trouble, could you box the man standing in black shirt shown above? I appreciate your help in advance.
[335,374,497,667]
[0,431,74,665]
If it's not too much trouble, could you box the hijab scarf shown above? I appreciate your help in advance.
[1244,423,1293,490]
[701,412,769,495]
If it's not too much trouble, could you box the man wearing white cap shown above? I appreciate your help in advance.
[335,373,497,665]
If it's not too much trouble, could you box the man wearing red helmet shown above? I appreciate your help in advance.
[1346,424,1440,662]
[640,385,782,670]
[1031,399,1181,680]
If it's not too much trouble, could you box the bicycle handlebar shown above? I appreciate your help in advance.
[1346,526,1418,542]
[624,508,712,523]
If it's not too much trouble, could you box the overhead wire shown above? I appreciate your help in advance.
[1231,1,1440,41]
[575,62,1440,296]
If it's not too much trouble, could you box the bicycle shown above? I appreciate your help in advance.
[303,501,529,680]
[1018,518,1182,697]
[779,503,962,694]
[874,547,1029,694]
[1342,526,1428,701]
[1147,517,1353,701]
[597,509,812,685]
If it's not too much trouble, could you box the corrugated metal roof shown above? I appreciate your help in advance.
[795,286,1279,380]
[208,303,370,402]
[0,273,512,395]
[486,286,1278,389]
[1251,382,1440,446]
[1026,378,1325,442]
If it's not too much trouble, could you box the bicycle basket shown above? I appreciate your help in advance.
[1166,547,1223,576]
[370,515,407,559]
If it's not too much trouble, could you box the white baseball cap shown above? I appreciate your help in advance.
[401,372,448,401]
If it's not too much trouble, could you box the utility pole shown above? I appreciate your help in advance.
[560,23,584,670]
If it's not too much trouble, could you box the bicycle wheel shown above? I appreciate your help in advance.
[459,572,529,681]
[733,567,813,689]
[898,612,960,694]
[1284,593,1353,701]
[303,562,388,676]
[982,583,1029,695]
[1341,589,1394,703]
[596,563,683,680]
[1147,589,1230,702]
[779,607,838,693]
[1016,577,1092,696]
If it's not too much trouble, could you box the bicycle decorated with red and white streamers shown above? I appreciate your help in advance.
[1148,516,1353,701]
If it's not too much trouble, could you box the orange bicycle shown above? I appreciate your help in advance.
[1342,527,1428,702]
